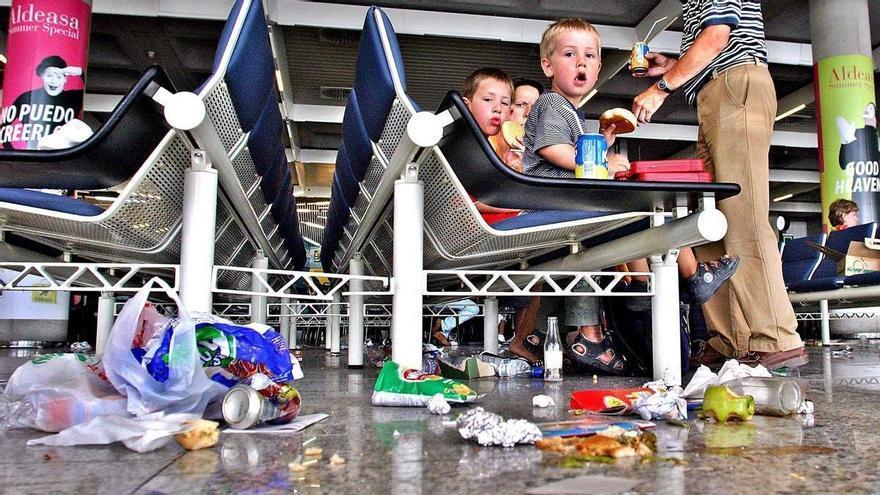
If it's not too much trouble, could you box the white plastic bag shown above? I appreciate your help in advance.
[2,353,127,432]
[103,278,221,417]
[27,412,200,453]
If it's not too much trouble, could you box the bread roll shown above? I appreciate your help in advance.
[175,419,220,451]
[501,121,524,147]
[599,108,637,135]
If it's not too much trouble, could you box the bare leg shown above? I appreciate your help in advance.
[508,296,542,363]
[678,247,698,278]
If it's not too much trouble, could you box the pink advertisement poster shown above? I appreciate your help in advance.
[0,0,91,150]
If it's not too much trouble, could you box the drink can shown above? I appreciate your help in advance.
[630,41,649,76]
[575,133,608,179]
[222,381,302,430]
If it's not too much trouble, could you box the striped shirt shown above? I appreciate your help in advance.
[522,91,592,178]
[680,0,767,107]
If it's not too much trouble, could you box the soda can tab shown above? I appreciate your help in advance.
[630,41,649,76]
[575,133,609,179]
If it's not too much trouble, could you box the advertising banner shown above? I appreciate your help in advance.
[0,0,91,150]
[816,54,878,231]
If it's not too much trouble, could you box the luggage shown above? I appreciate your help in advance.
[614,159,713,183]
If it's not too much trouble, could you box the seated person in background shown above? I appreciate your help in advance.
[462,68,522,224]
[489,78,545,172]
[828,198,859,231]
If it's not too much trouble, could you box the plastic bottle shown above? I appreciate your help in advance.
[478,353,542,377]
[544,317,563,382]
[724,377,802,416]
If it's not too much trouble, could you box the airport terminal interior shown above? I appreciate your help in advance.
[1,0,880,493]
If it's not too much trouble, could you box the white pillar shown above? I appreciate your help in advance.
[330,292,342,355]
[95,292,115,357]
[280,302,292,347]
[324,303,332,350]
[179,150,217,314]
[820,299,831,346]
[483,296,499,354]
[289,302,299,348]
[390,167,424,370]
[348,256,365,368]
[250,251,269,324]
[650,251,682,386]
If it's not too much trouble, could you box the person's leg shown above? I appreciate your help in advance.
[698,65,802,358]
[509,295,543,363]
[563,280,627,373]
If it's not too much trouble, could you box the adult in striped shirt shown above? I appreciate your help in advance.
[631,0,807,371]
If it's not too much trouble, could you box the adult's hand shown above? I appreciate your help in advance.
[632,84,668,124]
[635,52,677,78]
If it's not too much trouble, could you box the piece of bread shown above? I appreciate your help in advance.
[501,121,524,147]
[175,419,220,451]
[599,108,637,135]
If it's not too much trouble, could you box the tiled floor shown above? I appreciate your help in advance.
[2,343,880,494]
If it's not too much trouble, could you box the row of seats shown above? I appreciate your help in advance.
[320,6,740,285]
[0,0,305,288]
[781,222,879,293]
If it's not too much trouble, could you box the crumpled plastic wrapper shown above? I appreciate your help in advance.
[632,387,687,421]
[643,369,678,392]
[457,407,541,447]
[427,393,451,415]
[531,395,555,408]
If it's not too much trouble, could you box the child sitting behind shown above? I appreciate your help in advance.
[462,67,521,224]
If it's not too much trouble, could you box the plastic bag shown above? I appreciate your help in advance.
[371,360,479,407]
[103,278,222,417]
[2,353,127,432]
[27,412,200,453]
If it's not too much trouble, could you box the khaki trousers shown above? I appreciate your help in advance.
[694,64,802,357]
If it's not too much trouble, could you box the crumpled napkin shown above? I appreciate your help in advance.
[37,119,93,150]
[681,360,772,399]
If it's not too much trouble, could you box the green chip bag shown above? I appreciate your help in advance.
[372,360,480,407]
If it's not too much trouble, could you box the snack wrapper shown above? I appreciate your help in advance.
[372,361,479,407]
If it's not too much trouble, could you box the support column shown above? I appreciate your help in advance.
[179,150,217,314]
[819,299,831,345]
[348,255,365,368]
[289,302,299,348]
[483,296,499,354]
[325,304,332,350]
[330,292,342,356]
[280,301,291,347]
[250,251,269,325]
[390,165,424,370]
[651,250,681,386]
[95,292,115,357]
[810,0,878,230]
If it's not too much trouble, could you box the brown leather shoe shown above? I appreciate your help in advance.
[690,340,730,370]
[750,346,809,370]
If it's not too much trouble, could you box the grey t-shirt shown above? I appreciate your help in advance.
[521,91,591,178]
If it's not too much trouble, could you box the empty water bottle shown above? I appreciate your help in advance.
[725,377,802,416]
[478,353,542,378]
[544,317,563,382]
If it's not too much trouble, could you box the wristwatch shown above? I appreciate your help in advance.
[656,77,674,94]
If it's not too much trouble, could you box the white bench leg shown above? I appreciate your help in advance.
[330,291,342,355]
[325,304,333,350]
[250,251,268,325]
[348,255,365,368]
[483,296,499,354]
[95,291,115,357]
[820,299,831,345]
[390,171,424,370]
[180,150,217,314]
[651,250,682,386]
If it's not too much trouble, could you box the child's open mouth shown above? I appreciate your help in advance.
[490,117,502,125]
[575,71,588,85]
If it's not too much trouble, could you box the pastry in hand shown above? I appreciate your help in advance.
[599,108,637,135]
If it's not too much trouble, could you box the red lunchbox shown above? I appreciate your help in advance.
[615,159,713,183]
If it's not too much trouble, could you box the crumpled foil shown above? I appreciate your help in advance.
[427,393,451,415]
[457,407,541,447]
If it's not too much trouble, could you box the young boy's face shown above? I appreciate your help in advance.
[541,29,601,106]
[843,209,859,228]
[464,78,512,137]
[511,85,540,125]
